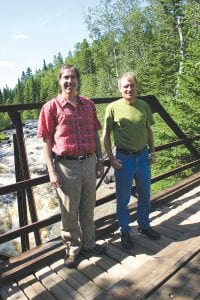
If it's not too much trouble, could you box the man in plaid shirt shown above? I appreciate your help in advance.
[38,64,106,268]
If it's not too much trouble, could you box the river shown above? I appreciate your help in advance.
[0,120,60,257]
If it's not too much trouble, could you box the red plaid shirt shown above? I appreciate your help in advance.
[37,95,102,156]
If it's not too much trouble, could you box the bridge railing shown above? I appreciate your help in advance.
[0,96,200,258]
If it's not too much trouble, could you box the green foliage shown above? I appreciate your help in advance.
[0,0,199,193]
[80,74,97,98]
[0,132,7,140]
[0,113,11,131]
[96,103,107,126]
[1,1,199,102]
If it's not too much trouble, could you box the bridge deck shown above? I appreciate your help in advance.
[0,180,199,299]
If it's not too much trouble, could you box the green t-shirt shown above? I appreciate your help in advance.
[104,98,154,151]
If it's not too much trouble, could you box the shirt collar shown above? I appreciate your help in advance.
[56,94,83,108]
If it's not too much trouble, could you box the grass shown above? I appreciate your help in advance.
[0,132,8,141]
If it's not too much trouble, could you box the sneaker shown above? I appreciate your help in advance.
[64,254,78,268]
[121,231,133,249]
[138,227,161,240]
[82,244,107,254]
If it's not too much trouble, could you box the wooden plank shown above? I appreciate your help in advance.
[100,236,154,267]
[160,219,187,234]
[151,172,200,205]
[133,208,183,239]
[179,210,200,226]
[149,206,182,225]
[152,192,200,224]
[105,241,155,271]
[128,219,174,248]
[152,207,192,234]
[151,202,200,239]
[0,241,65,285]
[155,224,182,239]
[106,234,154,256]
[81,251,129,282]
[18,274,56,300]
[35,265,84,300]
[150,253,200,300]
[0,178,199,300]
[170,185,200,202]
[50,259,102,299]
[182,202,200,214]
[0,282,28,300]
[149,206,195,239]
[131,233,165,253]
[104,242,136,264]
[0,240,61,267]
[77,255,115,290]
[170,191,200,207]
[154,206,191,223]
[95,232,200,299]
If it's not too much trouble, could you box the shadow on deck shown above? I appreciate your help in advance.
[0,173,199,300]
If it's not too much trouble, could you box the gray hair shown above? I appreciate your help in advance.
[118,72,138,89]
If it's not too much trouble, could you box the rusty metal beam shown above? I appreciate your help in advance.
[7,111,41,246]
[0,175,49,195]
[143,95,200,159]
[14,134,30,251]
[0,214,61,244]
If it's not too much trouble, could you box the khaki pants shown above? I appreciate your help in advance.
[55,154,96,255]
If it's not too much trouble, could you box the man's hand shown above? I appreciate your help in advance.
[111,158,123,170]
[96,160,104,178]
[49,170,62,188]
[149,153,156,164]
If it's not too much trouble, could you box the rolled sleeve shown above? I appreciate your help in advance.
[37,102,55,141]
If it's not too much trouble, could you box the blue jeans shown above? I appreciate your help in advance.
[115,148,151,232]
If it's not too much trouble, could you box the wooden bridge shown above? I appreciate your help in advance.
[0,96,199,299]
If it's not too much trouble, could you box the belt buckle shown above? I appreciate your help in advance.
[78,155,85,161]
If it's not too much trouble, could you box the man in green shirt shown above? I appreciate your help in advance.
[103,72,160,249]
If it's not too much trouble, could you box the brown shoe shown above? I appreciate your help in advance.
[82,244,107,254]
[64,254,78,268]
[90,244,107,254]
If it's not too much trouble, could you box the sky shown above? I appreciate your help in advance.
[0,0,99,90]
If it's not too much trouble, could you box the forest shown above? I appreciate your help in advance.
[0,0,199,192]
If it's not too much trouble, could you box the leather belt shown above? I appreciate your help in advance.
[55,153,92,161]
[117,146,147,156]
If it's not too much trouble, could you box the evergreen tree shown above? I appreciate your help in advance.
[175,1,200,133]
[42,59,48,71]
[39,68,59,102]
[65,50,74,65]
[53,52,64,69]
[73,39,95,75]
[0,89,3,105]
[2,86,13,105]
[13,79,24,104]
[26,67,33,78]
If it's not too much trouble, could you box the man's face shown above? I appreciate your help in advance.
[59,68,78,95]
[119,77,137,101]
